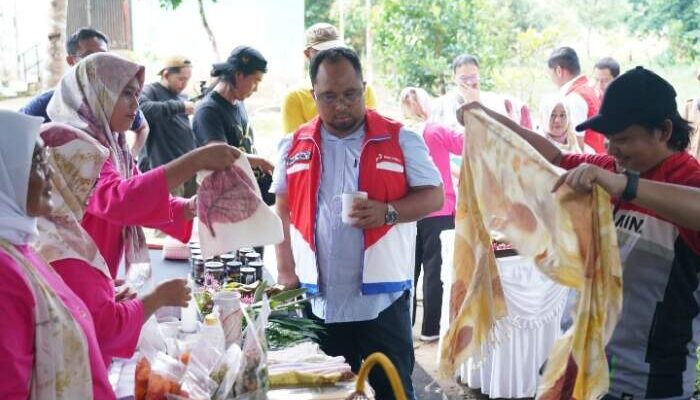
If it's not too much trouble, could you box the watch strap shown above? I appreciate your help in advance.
[620,170,640,202]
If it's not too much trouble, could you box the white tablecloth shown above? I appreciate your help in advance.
[439,230,568,399]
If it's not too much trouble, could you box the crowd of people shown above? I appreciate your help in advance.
[1,19,700,400]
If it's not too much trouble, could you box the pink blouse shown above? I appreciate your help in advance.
[52,258,144,367]
[50,158,192,367]
[81,159,193,278]
[0,245,115,400]
[422,122,464,218]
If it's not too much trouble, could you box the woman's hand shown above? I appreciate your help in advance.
[153,278,191,308]
[247,154,275,175]
[139,278,192,322]
[193,143,240,171]
[552,163,626,197]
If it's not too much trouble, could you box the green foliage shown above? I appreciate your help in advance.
[627,0,700,61]
[372,0,515,96]
[304,0,334,28]
[493,26,564,109]
[304,0,370,57]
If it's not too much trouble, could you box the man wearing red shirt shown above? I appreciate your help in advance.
[548,46,606,153]
[465,66,700,399]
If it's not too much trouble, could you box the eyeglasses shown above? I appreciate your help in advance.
[314,88,364,106]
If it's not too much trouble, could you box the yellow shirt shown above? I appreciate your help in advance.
[281,84,377,134]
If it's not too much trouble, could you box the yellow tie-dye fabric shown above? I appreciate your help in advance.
[439,108,622,399]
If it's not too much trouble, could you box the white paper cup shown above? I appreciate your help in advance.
[341,191,368,224]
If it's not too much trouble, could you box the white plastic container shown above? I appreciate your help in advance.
[214,291,243,347]
[181,279,199,333]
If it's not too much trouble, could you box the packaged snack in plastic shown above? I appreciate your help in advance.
[179,354,219,399]
[233,295,270,399]
[145,352,187,400]
[211,343,242,400]
[135,317,167,400]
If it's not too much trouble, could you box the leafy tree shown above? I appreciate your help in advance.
[573,0,633,57]
[159,0,221,60]
[305,0,334,28]
[372,0,515,95]
[304,0,371,57]
[627,0,700,61]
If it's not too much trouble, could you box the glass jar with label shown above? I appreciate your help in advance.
[237,247,255,261]
[240,267,257,285]
[204,261,225,283]
[220,253,238,264]
[191,255,205,284]
[226,261,243,283]
[244,252,261,267]
[248,261,264,282]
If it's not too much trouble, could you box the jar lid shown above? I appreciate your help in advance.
[248,261,264,267]
[238,247,255,253]
[204,261,224,269]
[245,252,261,259]
[240,267,256,273]
[226,261,243,267]
[220,253,237,261]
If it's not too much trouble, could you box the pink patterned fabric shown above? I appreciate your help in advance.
[35,122,112,278]
[0,244,115,400]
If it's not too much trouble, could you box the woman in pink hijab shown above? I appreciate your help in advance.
[37,52,239,366]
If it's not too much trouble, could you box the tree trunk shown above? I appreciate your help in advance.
[45,0,67,88]
[197,0,220,61]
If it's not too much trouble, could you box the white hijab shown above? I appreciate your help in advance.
[538,95,583,154]
[0,110,43,245]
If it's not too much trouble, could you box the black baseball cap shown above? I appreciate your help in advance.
[576,66,678,135]
[211,46,267,77]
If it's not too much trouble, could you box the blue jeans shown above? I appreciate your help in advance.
[313,291,416,400]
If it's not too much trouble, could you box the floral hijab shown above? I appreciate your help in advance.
[34,123,111,278]
[47,53,149,268]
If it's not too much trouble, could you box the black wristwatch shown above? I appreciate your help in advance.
[385,203,399,225]
[620,170,640,202]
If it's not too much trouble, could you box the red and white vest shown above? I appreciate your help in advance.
[566,75,606,153]
[285,110,416,295]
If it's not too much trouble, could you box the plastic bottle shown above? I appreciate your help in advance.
[214,291,243,347]
[181,278,199,333]
[200,314,226,353]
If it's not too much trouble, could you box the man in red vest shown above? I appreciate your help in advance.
[270,47,443,399]
[548,46,606,153]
